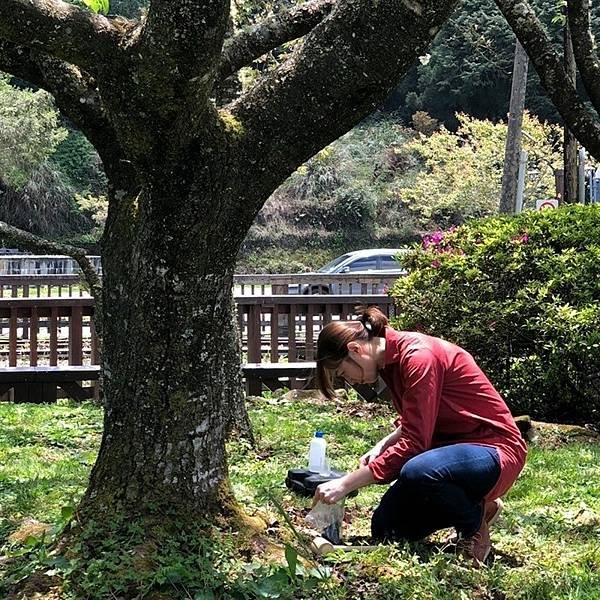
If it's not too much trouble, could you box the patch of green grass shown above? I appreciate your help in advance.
[228,393,392,538]
[0,400,102,540]
[1,395,599,599]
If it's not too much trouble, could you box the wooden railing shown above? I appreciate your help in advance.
[0,297,98,367]
[0,275,91,298]
[0,273,399,298]
[0,295,394,367]
[237,294,396,362]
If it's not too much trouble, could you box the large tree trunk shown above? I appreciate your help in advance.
[81,158,247,519]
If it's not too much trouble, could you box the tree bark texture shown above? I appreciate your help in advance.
[218,0,335,80]
[82,126,254,515]
[567,0,600,112]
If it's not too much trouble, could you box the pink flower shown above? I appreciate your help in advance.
[511,233,529,244]
[430,231,444,244]
[431,259,441,268]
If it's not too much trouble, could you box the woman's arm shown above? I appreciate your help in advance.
[313,465,376,505]
[359,425,403,466]
[368,348,444,483]
[314,427,403,504]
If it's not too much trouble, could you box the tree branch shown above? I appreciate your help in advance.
[218,0,335,80]
[1,42,104,143]
[567,0,600,111]
[228,0,460,227]
[0,221,102,300]
[494,0,600,160]
[138,0,230,108]
[0,0,125,70]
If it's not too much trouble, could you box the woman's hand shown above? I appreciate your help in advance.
[313,466,376,505]
[313,478,349,505]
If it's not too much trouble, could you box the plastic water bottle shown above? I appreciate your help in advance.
[308,430,327,473]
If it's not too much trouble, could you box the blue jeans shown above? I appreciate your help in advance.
[371,443,501,541]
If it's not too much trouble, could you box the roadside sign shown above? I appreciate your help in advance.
[536,199,559,210]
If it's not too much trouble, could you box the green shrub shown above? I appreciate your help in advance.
[331,185,377,232]
[394,112,562,228]
[390,205,600,423]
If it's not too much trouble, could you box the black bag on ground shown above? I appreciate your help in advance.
[285,468,358,498]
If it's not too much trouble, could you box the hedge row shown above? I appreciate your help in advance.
[390,205,599,424]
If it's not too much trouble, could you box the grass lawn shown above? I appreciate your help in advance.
[1,393,599,599]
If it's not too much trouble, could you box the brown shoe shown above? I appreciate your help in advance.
[441,498,503,546]
[456,519,491,565]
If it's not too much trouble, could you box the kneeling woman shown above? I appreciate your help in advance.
[313,307,526,564]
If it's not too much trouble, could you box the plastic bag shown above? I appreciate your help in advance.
[306,499,345,544]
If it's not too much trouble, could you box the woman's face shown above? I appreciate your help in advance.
[335,341,379,385]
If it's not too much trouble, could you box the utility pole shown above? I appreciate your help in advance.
[515,150,528,212]
[578,148,586,204]
[500,40,529,213]
[563,19,578,203]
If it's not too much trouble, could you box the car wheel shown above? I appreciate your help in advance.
[303,285,330,295]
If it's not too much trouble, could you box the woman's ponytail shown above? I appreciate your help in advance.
[355,305,388,337]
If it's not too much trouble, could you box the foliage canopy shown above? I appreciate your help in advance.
[0,76,67,189]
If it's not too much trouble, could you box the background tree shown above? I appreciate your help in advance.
[0,75,67,188]
[0,74,96,239]
[385,0,599,128]
[495,0,600,159]
[397,112,561,224]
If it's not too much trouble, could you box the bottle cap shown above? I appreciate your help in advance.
[315,430,324,438]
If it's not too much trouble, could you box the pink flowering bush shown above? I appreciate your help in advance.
[391,205,600,423]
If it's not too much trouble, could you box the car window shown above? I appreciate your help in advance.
[379,255,402,270]
[317,253,352,273]
[346,257,378,271]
